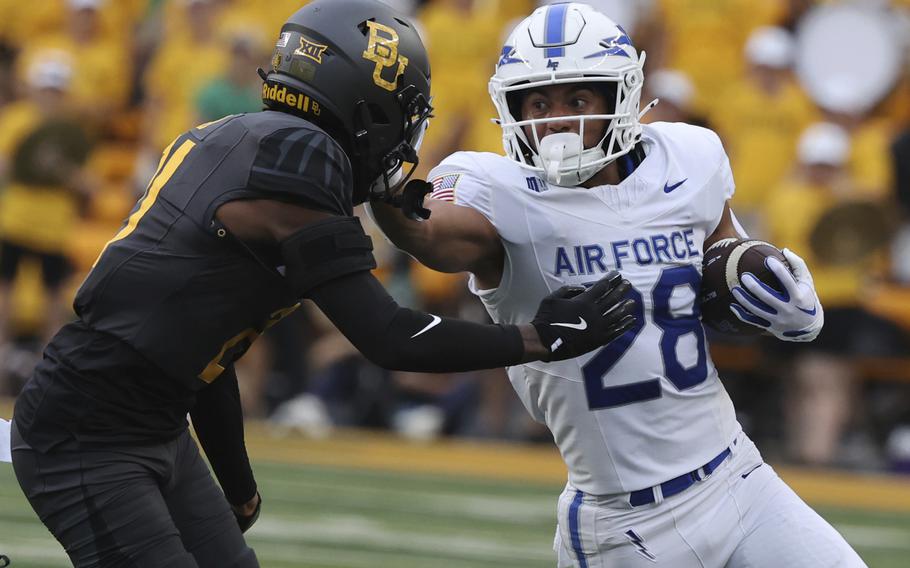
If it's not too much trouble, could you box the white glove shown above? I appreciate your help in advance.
[729,248,824,342]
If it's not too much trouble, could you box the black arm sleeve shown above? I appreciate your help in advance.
[190,366,256,507]
[308,270,525,372]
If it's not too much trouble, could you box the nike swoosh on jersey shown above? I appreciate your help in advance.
[410,315,442,338]
[551,317,587,330]
[663,178,688,193]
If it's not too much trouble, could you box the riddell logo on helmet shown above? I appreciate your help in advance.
[262,83,320,116]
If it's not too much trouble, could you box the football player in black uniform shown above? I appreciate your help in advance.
[10,1,636,566]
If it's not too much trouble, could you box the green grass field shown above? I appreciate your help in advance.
[2,431,910,567]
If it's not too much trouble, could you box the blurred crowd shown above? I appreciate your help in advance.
[1,0,910,473]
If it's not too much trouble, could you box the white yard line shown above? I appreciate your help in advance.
[253,515,553,561]
[265,477,554,523]
[423,494,554,522]
[253,543,530,568]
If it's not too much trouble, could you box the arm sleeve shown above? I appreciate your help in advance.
[307,270,525,372]
[190,366,256,507]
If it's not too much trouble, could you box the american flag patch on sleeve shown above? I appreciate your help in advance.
[429,173,461,202]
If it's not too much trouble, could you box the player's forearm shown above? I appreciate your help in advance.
[368,200,433,254]
[190,367,257,507]
[308,270,542,371]
[367,200,465,273]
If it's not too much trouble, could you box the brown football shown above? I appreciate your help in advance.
[700,238,790,336]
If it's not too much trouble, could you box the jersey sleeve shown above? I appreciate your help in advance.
[708,129,736,203]
[246,127,354,216]
[691,127,735,235]
[427,152,494,222]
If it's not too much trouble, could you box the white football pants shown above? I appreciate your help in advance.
[554,432,866,567]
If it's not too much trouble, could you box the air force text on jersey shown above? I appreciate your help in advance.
[554,229,700,276]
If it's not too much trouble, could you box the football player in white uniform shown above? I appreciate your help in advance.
[369,3,865,567]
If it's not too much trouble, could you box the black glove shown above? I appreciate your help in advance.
[376,179,433,220]
[531,271,636,362]
[233,492,262,534]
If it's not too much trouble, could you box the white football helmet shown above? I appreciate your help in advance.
[489,2,651,186]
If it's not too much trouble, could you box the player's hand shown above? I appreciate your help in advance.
[531,271,637,361]
[730,248,824,342]
[232,492,262,533]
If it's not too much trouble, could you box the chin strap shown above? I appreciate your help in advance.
[372,178,433,221]
[639,98,659,120]
[401,179,433,220]
[390,179,433,221]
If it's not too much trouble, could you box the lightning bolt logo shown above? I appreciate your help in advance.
[625,529,657,562]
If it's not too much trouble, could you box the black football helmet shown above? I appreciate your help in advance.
[261,0,432,204]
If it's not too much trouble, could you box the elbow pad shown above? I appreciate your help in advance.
[281,216,377,297]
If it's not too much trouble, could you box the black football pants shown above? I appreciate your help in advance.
[11,422,258,568]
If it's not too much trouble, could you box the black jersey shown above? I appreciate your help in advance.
[15,111,353,449]
[75,111,353,383]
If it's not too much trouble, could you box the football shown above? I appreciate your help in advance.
[700,238,790,336]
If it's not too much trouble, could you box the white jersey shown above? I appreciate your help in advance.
[428,122,740,496]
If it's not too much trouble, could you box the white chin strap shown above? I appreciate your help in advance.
[533,132,605,186]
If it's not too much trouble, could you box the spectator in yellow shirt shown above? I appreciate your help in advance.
[143,0,228,153]
[18,0,132,126]
[765,122,905,466]
[136,0,227,194]
[415,0,507,174]
[654,0,785,115]
[0,53,96,349]
[712,26,817,234]
[829,109,895,201]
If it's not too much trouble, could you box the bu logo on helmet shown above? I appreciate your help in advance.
[362,21,409,92]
